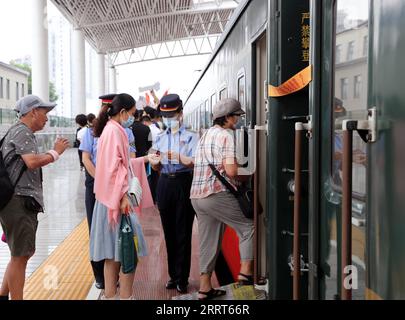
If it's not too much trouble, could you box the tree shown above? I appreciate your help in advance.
[49,82,59,102]
[10,60,58,102]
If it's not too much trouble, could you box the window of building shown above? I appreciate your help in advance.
[354,75,362,99]
[341,78,349,100]
[336,44,342,63]
[347,41,355,61]
[16,82,19,100]
[6,79,10,100]
[219,87,227,100]
[0,77,3,99]
[363,36,368,56]
[21,83,25,97]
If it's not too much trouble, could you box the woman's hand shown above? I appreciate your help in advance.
[148,153,161,166]
[120,194,132,216]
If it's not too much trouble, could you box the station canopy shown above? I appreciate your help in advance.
[51,0,240,65]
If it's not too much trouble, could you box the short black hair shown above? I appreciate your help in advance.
[144,106,157,119]
[134,109,143,120]
[87,113,96,123]
[213,116,227,127]
[141,115,152,122]
[75,114,88,127]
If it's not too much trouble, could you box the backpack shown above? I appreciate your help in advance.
[0,133,27,210]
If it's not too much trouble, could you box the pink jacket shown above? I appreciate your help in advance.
[94,120,129,226]
[130,158,154,214]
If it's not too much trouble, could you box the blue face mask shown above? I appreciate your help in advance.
[121,111,135,128]
[163,117,180,131]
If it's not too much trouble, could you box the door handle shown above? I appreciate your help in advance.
[293,120,312,300]
[340,108,376,300]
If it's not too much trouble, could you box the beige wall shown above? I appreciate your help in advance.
[0,63,29,110]
[335,23,369,112]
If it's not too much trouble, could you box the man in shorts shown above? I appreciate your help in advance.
[0,95,69,300]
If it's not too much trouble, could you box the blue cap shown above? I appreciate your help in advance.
[15,95,56,116]
[158,94,182,116]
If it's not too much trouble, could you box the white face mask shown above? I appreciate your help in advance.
[163,116,180,131]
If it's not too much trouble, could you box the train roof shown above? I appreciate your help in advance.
[184,0,252,107]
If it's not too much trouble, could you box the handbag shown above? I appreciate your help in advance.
[119,215,138,274]
[128,159,142,207]
[208,164,254,220]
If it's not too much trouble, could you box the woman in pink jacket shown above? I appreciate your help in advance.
[90,93,137,300]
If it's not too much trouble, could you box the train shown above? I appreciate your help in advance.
[184,0,405,300]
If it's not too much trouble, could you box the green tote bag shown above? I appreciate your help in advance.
[119,215,138,274]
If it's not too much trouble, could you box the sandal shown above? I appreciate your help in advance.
[238,273,254,286]
[198,288,227,300]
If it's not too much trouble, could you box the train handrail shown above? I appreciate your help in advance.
[340,108,377,300]
[293,121,312,300]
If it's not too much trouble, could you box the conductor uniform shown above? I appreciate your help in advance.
[151,94,199,293]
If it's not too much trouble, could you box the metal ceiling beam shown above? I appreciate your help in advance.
[51,0,238,59]
[77,7,234,29]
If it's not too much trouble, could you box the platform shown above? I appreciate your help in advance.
[0,148,233,300]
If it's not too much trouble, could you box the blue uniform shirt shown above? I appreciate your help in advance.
[152,125,199,174]
[79,127,136,166]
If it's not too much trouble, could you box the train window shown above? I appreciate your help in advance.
[200,104,205,129]
[211,93,217,110]
[238,75,246,110]
[205,100,210,127]
[330,0,369,300]
[219,87,228,100]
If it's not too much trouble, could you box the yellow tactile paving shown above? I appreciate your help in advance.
[24,219,93,300]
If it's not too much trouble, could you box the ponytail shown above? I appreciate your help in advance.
[93,105,110,137]
[93,93,136,138]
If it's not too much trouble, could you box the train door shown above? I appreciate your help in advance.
[253,32,268,284]
[311,0,370,299]
[366,0,405,299]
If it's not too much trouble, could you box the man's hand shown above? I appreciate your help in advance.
[54,138,70,155]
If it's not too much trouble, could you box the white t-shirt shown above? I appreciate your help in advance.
[77,127,88,142]
[149,124,161,144]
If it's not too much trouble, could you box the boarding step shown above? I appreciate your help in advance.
[172,283,268,300]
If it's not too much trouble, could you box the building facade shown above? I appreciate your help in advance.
[0,62,29,124]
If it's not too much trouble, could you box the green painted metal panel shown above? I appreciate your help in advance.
[268,0,310,299]
[367,0,405,299]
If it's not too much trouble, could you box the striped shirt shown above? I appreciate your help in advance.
[190,126,238,199]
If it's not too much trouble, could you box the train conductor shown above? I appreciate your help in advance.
[149,94,199,293]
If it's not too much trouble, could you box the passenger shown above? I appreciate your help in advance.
[90,93,139,300]
[80,94,137,290]
[148,94,199,293]
[190,98,254,300]
[132,109,152,159]
[0,95,69,300]
[141,108,161,203]
[87,113,96,127]
[143,106,162,142]
[75,114,88,171]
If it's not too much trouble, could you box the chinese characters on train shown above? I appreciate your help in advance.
[301,12,310,62]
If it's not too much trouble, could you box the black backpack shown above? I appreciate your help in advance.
[0,133,27,210]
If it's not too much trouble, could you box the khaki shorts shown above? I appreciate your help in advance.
[0,196,39,257]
